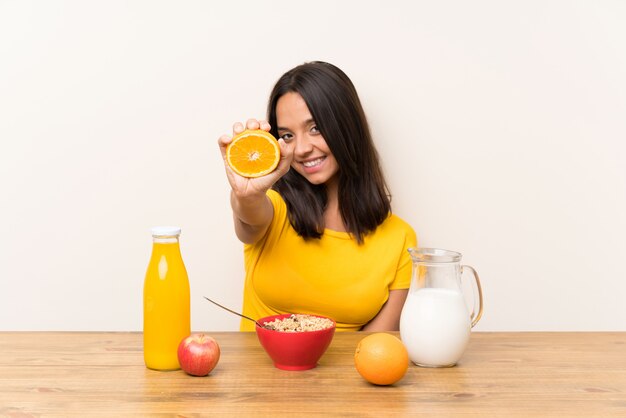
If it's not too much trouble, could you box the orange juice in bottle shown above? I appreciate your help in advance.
[143,226,191,370]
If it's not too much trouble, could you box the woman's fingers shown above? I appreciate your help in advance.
[275,138,294,175]
[232,119,271,136]
[259,120,271,132]
[217,134,232,158]
[245,119,260,130]
[233,122,244,135]
[218,133,232,147]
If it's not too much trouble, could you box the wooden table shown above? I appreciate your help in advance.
[0,332,625,417]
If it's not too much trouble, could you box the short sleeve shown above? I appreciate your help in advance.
[388,225,417,290]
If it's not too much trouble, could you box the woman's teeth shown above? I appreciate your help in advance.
[303,157,325,168]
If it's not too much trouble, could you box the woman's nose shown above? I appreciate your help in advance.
[293,136,313,156]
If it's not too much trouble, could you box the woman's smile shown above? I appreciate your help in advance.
[301,156,327,171]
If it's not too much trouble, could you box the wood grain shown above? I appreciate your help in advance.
[0,332,625,417]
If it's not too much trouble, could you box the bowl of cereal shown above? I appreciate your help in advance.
[255,313,336,371]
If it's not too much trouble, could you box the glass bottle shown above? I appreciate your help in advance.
[143,226,191,370]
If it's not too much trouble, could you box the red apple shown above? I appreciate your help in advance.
[177,334,220,376]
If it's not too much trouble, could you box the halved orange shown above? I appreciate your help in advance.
[226,129,280,178]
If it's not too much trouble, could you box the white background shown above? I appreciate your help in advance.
[1,0,625,332]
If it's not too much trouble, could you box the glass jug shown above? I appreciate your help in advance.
[399,248,483,367]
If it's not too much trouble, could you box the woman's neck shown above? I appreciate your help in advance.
[323,177,346,232]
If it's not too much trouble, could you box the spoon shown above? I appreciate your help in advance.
[203,296,271,329]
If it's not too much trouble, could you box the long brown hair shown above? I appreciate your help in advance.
[268,61,391,244]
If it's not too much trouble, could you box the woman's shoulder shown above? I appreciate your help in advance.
[267,188,282,201]
[383,213,414,230]
[266,189,288,224]
[266,189,286,209]
[376,213,417,241]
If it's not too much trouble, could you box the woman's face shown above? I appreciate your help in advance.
[275,92,339,186]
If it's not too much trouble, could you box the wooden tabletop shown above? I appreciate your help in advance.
[0,332,625,417]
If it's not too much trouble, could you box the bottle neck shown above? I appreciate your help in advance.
[153,236,179,244]
[150,236,182,262]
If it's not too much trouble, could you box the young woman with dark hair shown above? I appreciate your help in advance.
[218,61,417,332]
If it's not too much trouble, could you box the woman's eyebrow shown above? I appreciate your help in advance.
[277,118,315,132]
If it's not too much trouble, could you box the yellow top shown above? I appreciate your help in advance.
[240,190,417,331]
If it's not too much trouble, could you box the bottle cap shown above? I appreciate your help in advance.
[151,226,182,237]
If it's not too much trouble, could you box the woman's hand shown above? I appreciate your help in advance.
[218,118,294,244]
[218,119,294,198]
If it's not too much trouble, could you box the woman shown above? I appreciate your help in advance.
[218,61,417,331]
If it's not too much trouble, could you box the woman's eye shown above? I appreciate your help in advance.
[311,126,319,134]
[280,133,293,142]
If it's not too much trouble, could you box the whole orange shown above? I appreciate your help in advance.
[354,333,409,385]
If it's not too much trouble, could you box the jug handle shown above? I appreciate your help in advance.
[462,265,484,327]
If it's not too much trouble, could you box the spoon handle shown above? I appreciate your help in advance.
[203,296,262,327]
